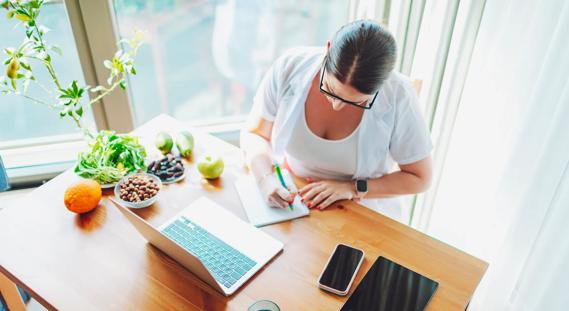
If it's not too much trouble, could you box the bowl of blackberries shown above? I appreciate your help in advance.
[147,154,185,184]
[114,173,162,209]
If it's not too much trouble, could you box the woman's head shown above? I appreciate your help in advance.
[321,20,396,110]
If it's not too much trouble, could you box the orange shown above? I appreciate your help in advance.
[64,179,102,214]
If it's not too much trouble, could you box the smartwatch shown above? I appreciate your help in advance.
[355,179,368,199]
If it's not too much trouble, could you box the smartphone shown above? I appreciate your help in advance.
[318,244,365,296]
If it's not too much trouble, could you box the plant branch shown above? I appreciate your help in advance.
[17,93,55,108]
[35,79,55,97]
[32,23,62,90]
[4,87,94,139]
[3,0,141,141]
[89,78,121,106]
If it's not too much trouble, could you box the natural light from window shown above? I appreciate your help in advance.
[113,0,350,126]
[0,2,93,143]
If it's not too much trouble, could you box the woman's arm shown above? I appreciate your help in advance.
[366,155,432,198]
[299,156,432,209]
[240,117,274,181]
[240,117,296,208]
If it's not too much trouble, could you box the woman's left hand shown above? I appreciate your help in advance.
[299,179,356,210]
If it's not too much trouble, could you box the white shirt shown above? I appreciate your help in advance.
[285,102,360,181]
[247,47,433,222]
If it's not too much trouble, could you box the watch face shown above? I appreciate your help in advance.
[356,180,367,192]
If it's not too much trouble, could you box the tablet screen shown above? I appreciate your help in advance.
[341,256,438,311]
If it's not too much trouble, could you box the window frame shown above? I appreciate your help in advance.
[65,0,135,133]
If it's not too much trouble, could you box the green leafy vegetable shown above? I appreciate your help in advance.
[74,131,147,184]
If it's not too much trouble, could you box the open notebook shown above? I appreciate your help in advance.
[235,171,309,227]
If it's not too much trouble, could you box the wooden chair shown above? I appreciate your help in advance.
[0,156,27,311]
[0,273,27,311]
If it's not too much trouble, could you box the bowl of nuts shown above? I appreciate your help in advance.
[114,173,162,209]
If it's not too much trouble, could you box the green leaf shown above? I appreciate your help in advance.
[76,106,83,117]
[119,79,126,90]
[15,13,31,22]
[130,67,136,75]
[59,110,66,118]
[15,73,25,79]
[30,0,41,9]
[20,62,31,71]
[58,88,71,97]
[7,11,15,19]
[73,131,147,183]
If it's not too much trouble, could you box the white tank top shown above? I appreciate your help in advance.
[285,106,360,181]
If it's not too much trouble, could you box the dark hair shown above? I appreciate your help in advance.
[325,20,397,94]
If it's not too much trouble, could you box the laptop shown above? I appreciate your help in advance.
[109,196,283,296]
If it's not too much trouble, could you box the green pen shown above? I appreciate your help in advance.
[274,163,294,210]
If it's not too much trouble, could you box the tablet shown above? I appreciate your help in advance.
[341,256,438,311]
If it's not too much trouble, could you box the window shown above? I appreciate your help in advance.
[1,0,355,185]
[0,1,94,143]
[112,0,350,126]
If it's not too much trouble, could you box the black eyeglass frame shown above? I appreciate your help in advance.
[319,66,379,110]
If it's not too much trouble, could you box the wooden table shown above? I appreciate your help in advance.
[0,115,487,310]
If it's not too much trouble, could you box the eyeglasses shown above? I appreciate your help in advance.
[319,66,378,110]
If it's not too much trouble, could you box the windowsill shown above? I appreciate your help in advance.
[0,133,83,150]
[0,119,244,190]
[1,139,87,188]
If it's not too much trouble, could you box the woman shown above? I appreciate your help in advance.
[240,20,432,221]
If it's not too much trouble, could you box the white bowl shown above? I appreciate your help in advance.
[100,182,118,189]
[113,173,162,209]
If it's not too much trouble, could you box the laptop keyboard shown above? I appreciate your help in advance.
[161,217,257,288]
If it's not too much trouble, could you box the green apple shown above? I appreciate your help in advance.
[155,132,173,155]
[197,154,224,179]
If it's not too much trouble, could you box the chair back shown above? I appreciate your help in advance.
[0,156,9,192]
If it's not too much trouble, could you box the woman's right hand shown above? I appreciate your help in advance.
[258,172,297,209]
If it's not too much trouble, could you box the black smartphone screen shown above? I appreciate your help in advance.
[341,256,439,311]
[319,244,364,292]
